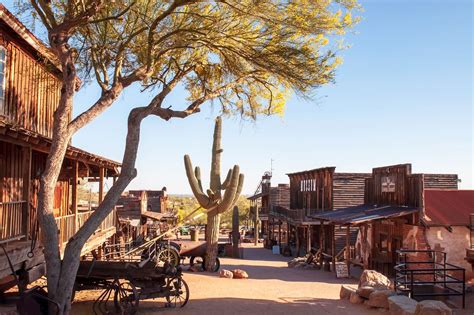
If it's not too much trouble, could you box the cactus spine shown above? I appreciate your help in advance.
[184,116,244,270]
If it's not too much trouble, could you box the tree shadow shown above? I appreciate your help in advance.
[72,296,382,315]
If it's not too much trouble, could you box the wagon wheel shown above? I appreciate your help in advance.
[113,280,139,315]
[157,247,180,267]
[165,277,189,308]
[190,256,220,272]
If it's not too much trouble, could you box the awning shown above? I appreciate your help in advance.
[247,192,268,200]
[142,211,165,221]
[423,190,474,226]
[311,205,419,225]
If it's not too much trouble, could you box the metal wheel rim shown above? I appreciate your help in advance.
[114,280,139,314]
[157,248,179,267]
[166,278,189,308]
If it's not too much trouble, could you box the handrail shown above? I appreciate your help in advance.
[395,249,465,309]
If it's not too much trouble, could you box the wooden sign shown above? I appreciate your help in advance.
[381,175,396,192]
[335,262,349,278]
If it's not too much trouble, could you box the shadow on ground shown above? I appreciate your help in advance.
[72,297,379,315]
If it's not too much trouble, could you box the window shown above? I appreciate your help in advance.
[0,46,6,112]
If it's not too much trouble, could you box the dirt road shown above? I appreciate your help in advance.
[71,243,382,315]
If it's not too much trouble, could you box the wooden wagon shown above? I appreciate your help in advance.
[74,258,189,314]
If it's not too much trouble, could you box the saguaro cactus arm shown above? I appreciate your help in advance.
[221,169,233,190]
[184,154,212,207]
[210,116,223,195]
[232,173,244,206]
[218,165,241,214]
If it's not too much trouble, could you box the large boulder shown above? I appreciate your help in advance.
[388,295,418,315]
[340,285,356,300]
[366,289,396,309]
[232,269,249,279]
[357,286,375,299]
[358,270,391,289]
[219,269,233,279]
[414,300,452,315]
[349,292,364,304]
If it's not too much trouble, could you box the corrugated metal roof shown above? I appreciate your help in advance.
[311,205,418,225]
[423,190,474,226]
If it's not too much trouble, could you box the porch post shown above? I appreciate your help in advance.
[254,203,259,245]
[72,161,78,231]
[99,167,104,203]
[295,226,300,257]
[307,226,312,253]
[278,221,282,246]
[332,224,336,272]
[346,224,351,276]
[21,146,31,238]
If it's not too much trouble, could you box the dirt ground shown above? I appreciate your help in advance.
[71,244,382,315]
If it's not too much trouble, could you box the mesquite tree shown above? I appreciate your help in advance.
[184,117,243,270]
[18,0,358,312]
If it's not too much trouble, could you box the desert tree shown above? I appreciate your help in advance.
[19,0,359,313]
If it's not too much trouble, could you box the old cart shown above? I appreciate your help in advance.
[74,258,189,314]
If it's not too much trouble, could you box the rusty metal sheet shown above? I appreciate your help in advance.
[423,189,474,226]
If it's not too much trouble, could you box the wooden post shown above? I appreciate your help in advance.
[254,204,259,245]
[295,226,300,257]
[346,224,351,276]
[331,224,336,272]
[320,220,325,252]
[98,167,104,203]
[307,226,312,253]
[21,146,32,238]
[278,222,282,246]
[72,161,78,231]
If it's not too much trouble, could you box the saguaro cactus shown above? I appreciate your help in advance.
[184,116,244,271]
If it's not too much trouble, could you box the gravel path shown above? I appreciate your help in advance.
[71,243,382,315]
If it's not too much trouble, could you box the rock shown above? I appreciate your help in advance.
[219,269,233,278]
[357,286,376,299]
[366,289,396,309]
[388,295,418,315]
[359,270,391,289]
[349,292,364,304]
[414,300,451,315]
[232,269,249,279]
[340,285,356,300]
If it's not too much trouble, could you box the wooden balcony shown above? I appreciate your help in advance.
[55,208,117,255]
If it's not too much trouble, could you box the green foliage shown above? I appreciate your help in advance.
[27,0,359,118]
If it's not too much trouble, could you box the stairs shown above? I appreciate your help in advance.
[334,225,358,260]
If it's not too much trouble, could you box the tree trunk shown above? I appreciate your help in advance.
[205,210,221,271]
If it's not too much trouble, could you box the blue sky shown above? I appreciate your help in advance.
[4,1,473,194]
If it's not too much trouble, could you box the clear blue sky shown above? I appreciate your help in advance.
[4,1,473,194]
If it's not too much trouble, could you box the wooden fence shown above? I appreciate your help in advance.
[0,201,25,242]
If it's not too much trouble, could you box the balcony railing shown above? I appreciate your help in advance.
[0,201,26,243]
[55,208,117,248]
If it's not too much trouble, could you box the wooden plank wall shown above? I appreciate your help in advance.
[288,168,334,211]
[270,184,290,209]
[333,173,371,209]
[423,174,458,190]
[364,164,413,206]
[1,27,61,139]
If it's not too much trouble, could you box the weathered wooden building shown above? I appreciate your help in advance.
[248,172,290,246]
[269,167,371,257]
[313,163,462,277]
[0,5,119,291]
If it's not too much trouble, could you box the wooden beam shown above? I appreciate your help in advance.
[72,161,78,231]
[278,222,282,246]
[331,224,336,272]
[307,226,311,253]
[98,167,104,203]
[346,224,351,276]
[21,146,32,238]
